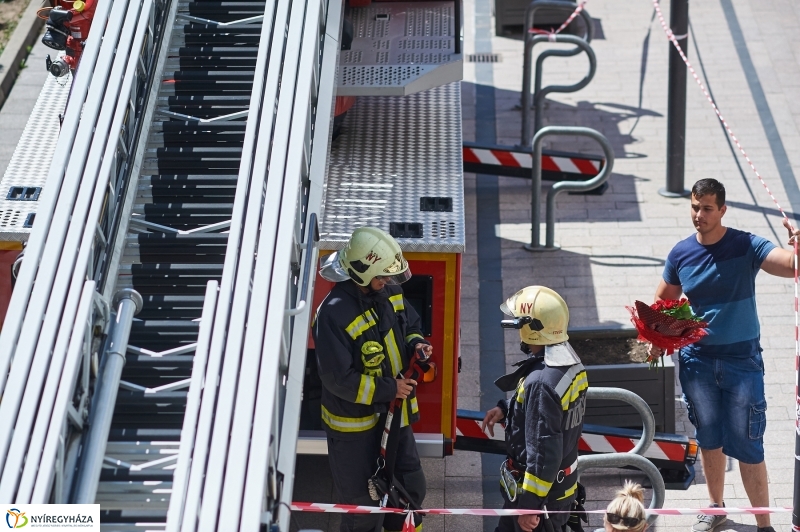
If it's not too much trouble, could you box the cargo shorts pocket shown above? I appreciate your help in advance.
[748,402,767,440]
[685,399,700,430]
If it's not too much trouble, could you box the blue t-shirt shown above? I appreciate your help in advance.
[662,228,776,357]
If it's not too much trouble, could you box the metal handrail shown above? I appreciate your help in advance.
[524,126,614,251]
[72,289,142,503]
[577,453,665,525]
[522,34,596,146]
[586,388,654,456]
[577,387,664,524]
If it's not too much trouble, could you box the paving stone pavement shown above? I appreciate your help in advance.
[448,0,800,531]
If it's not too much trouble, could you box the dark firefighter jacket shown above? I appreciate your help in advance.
[312,281,430,439]
[496,348,588,509]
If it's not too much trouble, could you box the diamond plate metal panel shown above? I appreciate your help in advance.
[0,75,72,241]
[337,2,463,96]
[322,82,464,253]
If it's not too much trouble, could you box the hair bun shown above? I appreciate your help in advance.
[619,480,645,504]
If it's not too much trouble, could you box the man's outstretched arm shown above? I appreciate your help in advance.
[760,218,800,278]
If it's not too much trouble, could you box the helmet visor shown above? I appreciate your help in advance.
[375,267,412,285]
[319,252,351,282]
[375,253,411,285]
[500,289,524,317]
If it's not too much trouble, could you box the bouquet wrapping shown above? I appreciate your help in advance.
[626,298,708,368]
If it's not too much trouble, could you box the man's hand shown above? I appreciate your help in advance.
[415,343,433,360]
[783,218,800,246]
[481,406,505,437]
[395,378,417,399]
[647,343,665,360]
[518,514,540,532]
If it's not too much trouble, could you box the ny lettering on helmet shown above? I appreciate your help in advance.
[500,286,569,345]
[365,251,383,264]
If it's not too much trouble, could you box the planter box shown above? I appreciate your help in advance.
[571,328,676,434]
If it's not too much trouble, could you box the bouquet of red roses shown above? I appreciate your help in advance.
[626,298,708,369]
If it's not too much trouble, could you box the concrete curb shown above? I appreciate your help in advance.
[0,0,46,109]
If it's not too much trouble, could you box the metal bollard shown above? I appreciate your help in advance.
[524,126,614,251]
[72,288,142,503]
[585,388,655,456]
[578,387,664,525]
[577,453,666,525]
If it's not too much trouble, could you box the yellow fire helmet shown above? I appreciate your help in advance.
[319,226,412,286]
[500,285,569,345]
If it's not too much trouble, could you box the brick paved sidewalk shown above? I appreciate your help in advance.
[448,0,800,531]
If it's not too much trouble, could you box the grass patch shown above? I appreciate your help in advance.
[0,0,29,58]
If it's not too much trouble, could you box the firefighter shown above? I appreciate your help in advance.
[481,286,588,532]
[314,226,431,532]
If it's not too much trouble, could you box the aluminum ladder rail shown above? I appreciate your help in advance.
[91,0,273,527]
[164,0,342,527]
[0,0,165,506]
[154,0,342,530]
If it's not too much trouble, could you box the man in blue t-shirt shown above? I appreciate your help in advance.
[652,179,798,532]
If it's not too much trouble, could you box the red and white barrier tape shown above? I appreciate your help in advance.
[529,1,586,41]
[291,503,792,516]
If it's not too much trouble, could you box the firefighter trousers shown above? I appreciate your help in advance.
[327,424,426,532]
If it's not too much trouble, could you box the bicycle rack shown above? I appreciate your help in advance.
[578,388,665,525]
[522,34,596,147]
[524,126,614,251]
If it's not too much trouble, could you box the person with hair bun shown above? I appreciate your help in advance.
[599,481,648,532]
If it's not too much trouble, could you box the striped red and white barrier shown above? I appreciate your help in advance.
[291,502,792,516]
[456,415,691,465]
[456,415,504,441]
[462,146,601,176]
[578,432,686,463]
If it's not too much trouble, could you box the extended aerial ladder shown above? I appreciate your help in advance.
[0,0,342,525]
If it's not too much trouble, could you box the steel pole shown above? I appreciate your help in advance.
[795,242,800,531]
[72,289,142,503]
[795,408,800,532]
[660,0,690,198]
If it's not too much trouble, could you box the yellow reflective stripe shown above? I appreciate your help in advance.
[384,329,403,376]
[389,293,405,312]
[345,310,377,340]
[405,333,424,343]
[560,371,588,410]
[556,481,578,500]
[400,399,410,427]
[515,379,525,403]
[410,396,419,414]
[356,375,375,405]
[321,406,379,432]
[521,472,552,497]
